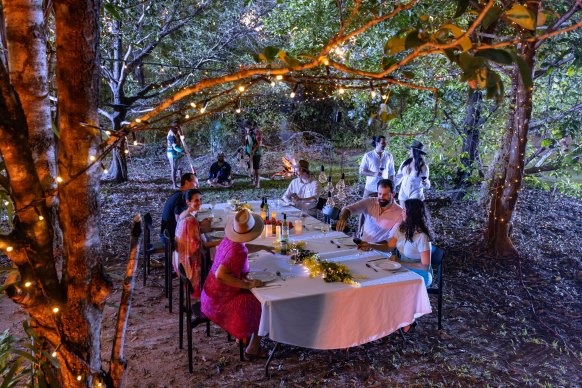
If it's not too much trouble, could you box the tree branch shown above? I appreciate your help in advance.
[529,102,582,131]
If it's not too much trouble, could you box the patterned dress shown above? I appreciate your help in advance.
[201,238,262,339]
[174,215,202,297]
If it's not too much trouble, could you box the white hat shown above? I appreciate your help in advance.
[225,209,264,243]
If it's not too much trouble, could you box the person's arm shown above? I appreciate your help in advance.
[215,264,262,289]
[394,162,405,187]
[224,163,231,178]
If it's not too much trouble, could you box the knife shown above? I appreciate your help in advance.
[365,263,378,272]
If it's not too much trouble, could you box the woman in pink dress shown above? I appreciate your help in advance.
[174,189,215,297]
[201,209,267,358]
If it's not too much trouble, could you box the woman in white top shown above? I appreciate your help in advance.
[395,140,430,202]
[357,198,433,287]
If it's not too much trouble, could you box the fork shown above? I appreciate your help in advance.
[275,271,286,281]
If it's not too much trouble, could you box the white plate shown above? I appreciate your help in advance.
[375,260,401,270]
[209,231,225,238]
[247,271,277,283]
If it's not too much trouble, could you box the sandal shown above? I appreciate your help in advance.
[399,321,418,336]
[244,348,270,360]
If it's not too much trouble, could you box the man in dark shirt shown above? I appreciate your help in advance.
[207,153,232,188]
[161,172,197,241]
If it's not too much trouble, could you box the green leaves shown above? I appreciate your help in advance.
[482,6,504,30]
[513,54,533,89]
[505,4,536,31]
[453,0,470,18]
[253,47,301,68]
[437,24,472,52]
[475,49,514,65]
[384,35,406,56]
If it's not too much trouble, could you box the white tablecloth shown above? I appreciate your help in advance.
[250,250,431,350]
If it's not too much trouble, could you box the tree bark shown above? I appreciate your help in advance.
[456,90,483,184]
[53,0,111,385]
[483,1,540,258]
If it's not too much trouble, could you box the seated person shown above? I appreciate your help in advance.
[335,179,402,243]
[356,198,433,287]
[201,210,268,359]
[161,173,197,242]
[207,152,232,188]
[174,189,218,296]
[281,160,321,213]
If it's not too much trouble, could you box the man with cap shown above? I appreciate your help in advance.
[281,160,321,212]
[167,121,185,188]
[207,152,232,188]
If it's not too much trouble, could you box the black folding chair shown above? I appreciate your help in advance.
[162,229,175,312]
[142,213,164,286]
[428,245,445,330]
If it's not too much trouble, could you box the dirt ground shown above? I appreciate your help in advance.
[2,152,581,387]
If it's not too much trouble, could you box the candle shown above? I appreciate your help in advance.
[271,211,277,220]
[294,219,302,235]
[276,225,281,241]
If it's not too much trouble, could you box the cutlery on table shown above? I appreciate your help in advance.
[275,271,286,281]
[329,241,341,249]
[365,263,378,272]
[257,284,282,289]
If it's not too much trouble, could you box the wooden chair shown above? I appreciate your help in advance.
[428,245,445,330]
[142,213,164,286]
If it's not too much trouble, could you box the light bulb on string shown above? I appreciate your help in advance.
[318,165,327,184]
[325,191,335,208]
[325,175,334,194]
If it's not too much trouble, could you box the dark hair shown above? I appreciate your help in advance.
[370,135,386,147]
[401,149,426,177]
[377,178,394,192]
[399,199,433,242]
[180,173,195,187]
[184,189,202,202]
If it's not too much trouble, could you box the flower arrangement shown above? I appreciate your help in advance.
[302,254,359,286]
[227,199,253,212]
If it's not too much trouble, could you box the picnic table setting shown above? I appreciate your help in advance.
[194,199,432,373]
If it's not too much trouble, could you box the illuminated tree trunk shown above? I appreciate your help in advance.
[1,0,111,386]
[483,2,539,258]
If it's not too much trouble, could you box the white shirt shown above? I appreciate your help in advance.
[359,150,395,192]
[282,177,321,209]
[394,229,431,261]
[395,161,430,201]
[344,198,403,243]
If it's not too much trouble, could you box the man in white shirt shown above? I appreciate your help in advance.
[359,135,395,197]
[335,179,402,243]
[282,160,321,212]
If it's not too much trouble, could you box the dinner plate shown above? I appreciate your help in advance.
[374,260,401,270]
[247,271,277,283]
[209,231,225,238]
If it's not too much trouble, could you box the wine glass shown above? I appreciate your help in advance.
[209,200,217,218]
[321,220,330,236]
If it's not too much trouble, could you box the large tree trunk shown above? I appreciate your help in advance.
[456,90,483,184]
[482,3,539,258]
[105,138,129,183]
[53,0,111,385]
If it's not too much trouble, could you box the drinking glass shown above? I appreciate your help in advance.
[321,220,330,236]
[209,200,217,218]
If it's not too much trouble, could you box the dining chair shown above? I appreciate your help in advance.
[162,229,176,312]
[428,245,445,330]
[178,264,243,372]
[142,213,165,286]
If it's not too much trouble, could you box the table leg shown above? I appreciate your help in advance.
[264,342,279,378]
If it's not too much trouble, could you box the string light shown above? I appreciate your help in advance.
[371,91,376,98]
[276,75,283,80]
[185,114,190,119]
[24,281,32,287]
[238,85,245,92]
[133,140,138,146]
[135,118,141,123]
[235,108,241,113]
[271,81,276,87]
[105,131,111,136]
[38,215,44,221]
[124,149,129,154]
[190,102,196,108]
[52,307,59,313]
[338,87,345,94]
[77,375,82,382]
[56,177,63,183]
[3,201,8,206]
[6,246,13,252]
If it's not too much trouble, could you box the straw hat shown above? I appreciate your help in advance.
[225,209,264,243]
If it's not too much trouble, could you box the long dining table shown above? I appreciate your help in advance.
[201,200,431,373]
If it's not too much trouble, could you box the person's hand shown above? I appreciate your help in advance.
[335,219,347,232]
[358,241,372,251]
[377,171,383,177]
[247,279,263,289]
[199,217,212,229]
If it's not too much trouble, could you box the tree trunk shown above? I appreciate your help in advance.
[482,3,539,258]
[455,90,483,184]
[54,0,111,385]
[105,139,129,183]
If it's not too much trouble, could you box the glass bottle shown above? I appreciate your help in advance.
[281,213,289,241]
[318,165,327,184]
[325,175,334,194]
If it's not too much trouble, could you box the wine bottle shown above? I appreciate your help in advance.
[281,213,289,241]
[260,197,267,221]
[271,211,277,237]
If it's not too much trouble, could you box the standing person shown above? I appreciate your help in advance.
[161,173,197,242]
[357,135,395,234]
[201,209,269,359]
[167,121,185,188]
[245,124,263,188]
[335,179,402,243]
[174,189,219,297]
[281,160,321,213]
[395,140,430,203]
